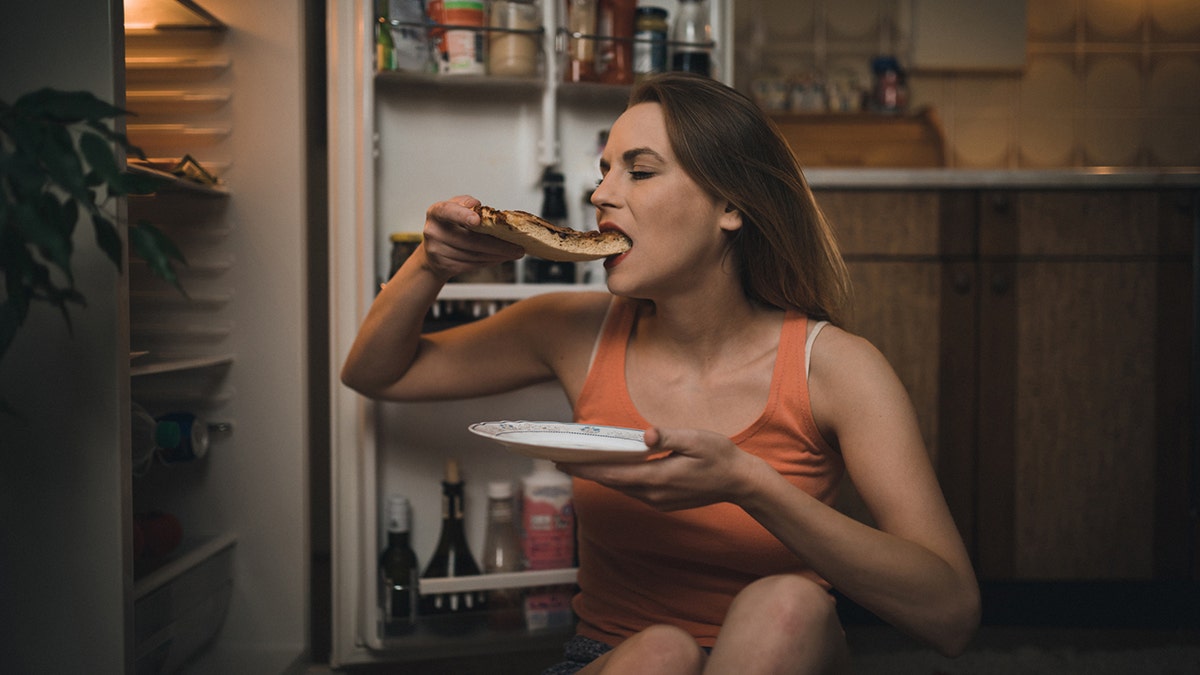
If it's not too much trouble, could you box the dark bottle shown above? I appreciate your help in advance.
[482,480,524,629]
[670,0,712,77]
[420,459,487,630]
[525,168,576,284]
[379,494,419,637]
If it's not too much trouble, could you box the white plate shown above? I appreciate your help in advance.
[468,421,651,464]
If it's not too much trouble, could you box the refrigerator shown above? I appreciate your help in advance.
[325,0,733,667]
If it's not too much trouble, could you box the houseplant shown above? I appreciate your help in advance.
[0,88,185,415]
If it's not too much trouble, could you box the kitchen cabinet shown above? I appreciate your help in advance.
[812,184,1196,582]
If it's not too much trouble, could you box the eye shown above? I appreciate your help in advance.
[629,170,654,180]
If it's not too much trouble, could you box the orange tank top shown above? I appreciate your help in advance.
[571,298,845,648]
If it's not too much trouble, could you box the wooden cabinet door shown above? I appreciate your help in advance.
[976,190,1194,580]
[814,190,977,548]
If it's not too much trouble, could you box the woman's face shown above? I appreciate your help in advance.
[591,102,741,299]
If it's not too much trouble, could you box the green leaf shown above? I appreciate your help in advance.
[79,131,123,190]
[13,89,127,124]
[0,300,25,361]
[129,221,186,292]
[14,200,73,283]
[92,214,123,270]
[118,169,169,196]
[84,120,145,159]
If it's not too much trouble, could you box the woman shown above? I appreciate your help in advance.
[341,73,979,674]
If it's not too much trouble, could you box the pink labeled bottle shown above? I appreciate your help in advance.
[520,460,575,629]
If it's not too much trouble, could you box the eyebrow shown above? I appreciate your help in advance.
[600,146,666,172]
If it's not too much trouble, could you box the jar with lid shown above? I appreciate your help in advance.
[670,0,711,77]
[564,0,597,82]
[633,6,667,82]
[488,0,540,77]
[870,56,908,113]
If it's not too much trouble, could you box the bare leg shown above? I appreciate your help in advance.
[578,624,707,675]
[704,575,850,675]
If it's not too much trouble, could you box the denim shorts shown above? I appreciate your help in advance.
[540,635,614,675]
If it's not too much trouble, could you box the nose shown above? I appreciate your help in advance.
[591,172,616,209]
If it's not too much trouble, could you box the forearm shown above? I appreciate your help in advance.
[738,464,980,655]
[340,247,447,397]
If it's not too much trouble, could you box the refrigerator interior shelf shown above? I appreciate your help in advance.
[130,290,232,309]
[131,353,235,377]
[419,567,577,595]
[134,532,237,597]
[375,70,544,92]
[438,282,607,301]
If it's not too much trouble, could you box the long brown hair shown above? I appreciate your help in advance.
[628,73,851,326]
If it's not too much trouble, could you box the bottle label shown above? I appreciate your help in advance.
[522,498,575,569]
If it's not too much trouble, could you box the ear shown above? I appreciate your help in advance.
[719,203,743,233]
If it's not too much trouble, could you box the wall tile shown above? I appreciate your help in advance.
[1084,55,1144,109]
[1029,0,1081,42]
[1018,115,1078,167]
[1146,54,1200,110]
[1081,114,1143,165]
[1021,55,1081,114]
[1144,115,1200,165]
[1085,0,1146,42]
[1149,0,1200,41]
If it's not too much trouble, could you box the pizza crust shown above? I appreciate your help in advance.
[470,204,631,262]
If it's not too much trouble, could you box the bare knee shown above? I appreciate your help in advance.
[595,624,705,675]
[730,575,841,637]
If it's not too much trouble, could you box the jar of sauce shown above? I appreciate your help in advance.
[633,7,668,82]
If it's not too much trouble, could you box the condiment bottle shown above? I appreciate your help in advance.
[481,480,524,629]
[428,0,485,75]
[596,0,635,84]
[633,6,668,82]
[564,0,597,82]
[525,168,575,283]
[378,494,419,637]
[421,459,487,632]
[488,0,539,77]
[670,0,712,77]
[521,460,575,629]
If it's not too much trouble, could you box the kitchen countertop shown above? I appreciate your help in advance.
[804,167,1200,189]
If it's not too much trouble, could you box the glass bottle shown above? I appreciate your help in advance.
[564,0,597,82]
[524,168,575,283]
[670,0,711,77]
[596,0,635,84]
[488,0,540,77]
[420,459,486,631]
[378,494,419,637]
[375,0,396,72]
[482,480,524,629]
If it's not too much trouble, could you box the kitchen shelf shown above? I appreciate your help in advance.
[125,55,231,79]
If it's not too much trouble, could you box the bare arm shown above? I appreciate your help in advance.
[340,196,601,401]
[743,328,979,654]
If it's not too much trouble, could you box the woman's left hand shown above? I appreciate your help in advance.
[556,426,768,511]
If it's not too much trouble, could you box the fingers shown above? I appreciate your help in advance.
[421,196,524,276]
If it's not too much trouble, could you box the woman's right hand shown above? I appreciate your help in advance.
[419,195,524,282]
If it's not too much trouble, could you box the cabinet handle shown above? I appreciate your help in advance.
[990,273,1011,295]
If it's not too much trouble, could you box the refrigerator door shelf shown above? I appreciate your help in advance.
[419,567,578,595]
[438,282,608,300]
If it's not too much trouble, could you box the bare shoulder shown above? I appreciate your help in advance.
[806,324,914,446]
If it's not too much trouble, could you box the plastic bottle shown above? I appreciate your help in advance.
[379,494,419,637]
[421,459,487,632]
[670,0,712,77]
[482,480,524,628]
[375,0,396,71]
[428,0,486,75]
[521,460,575,629]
